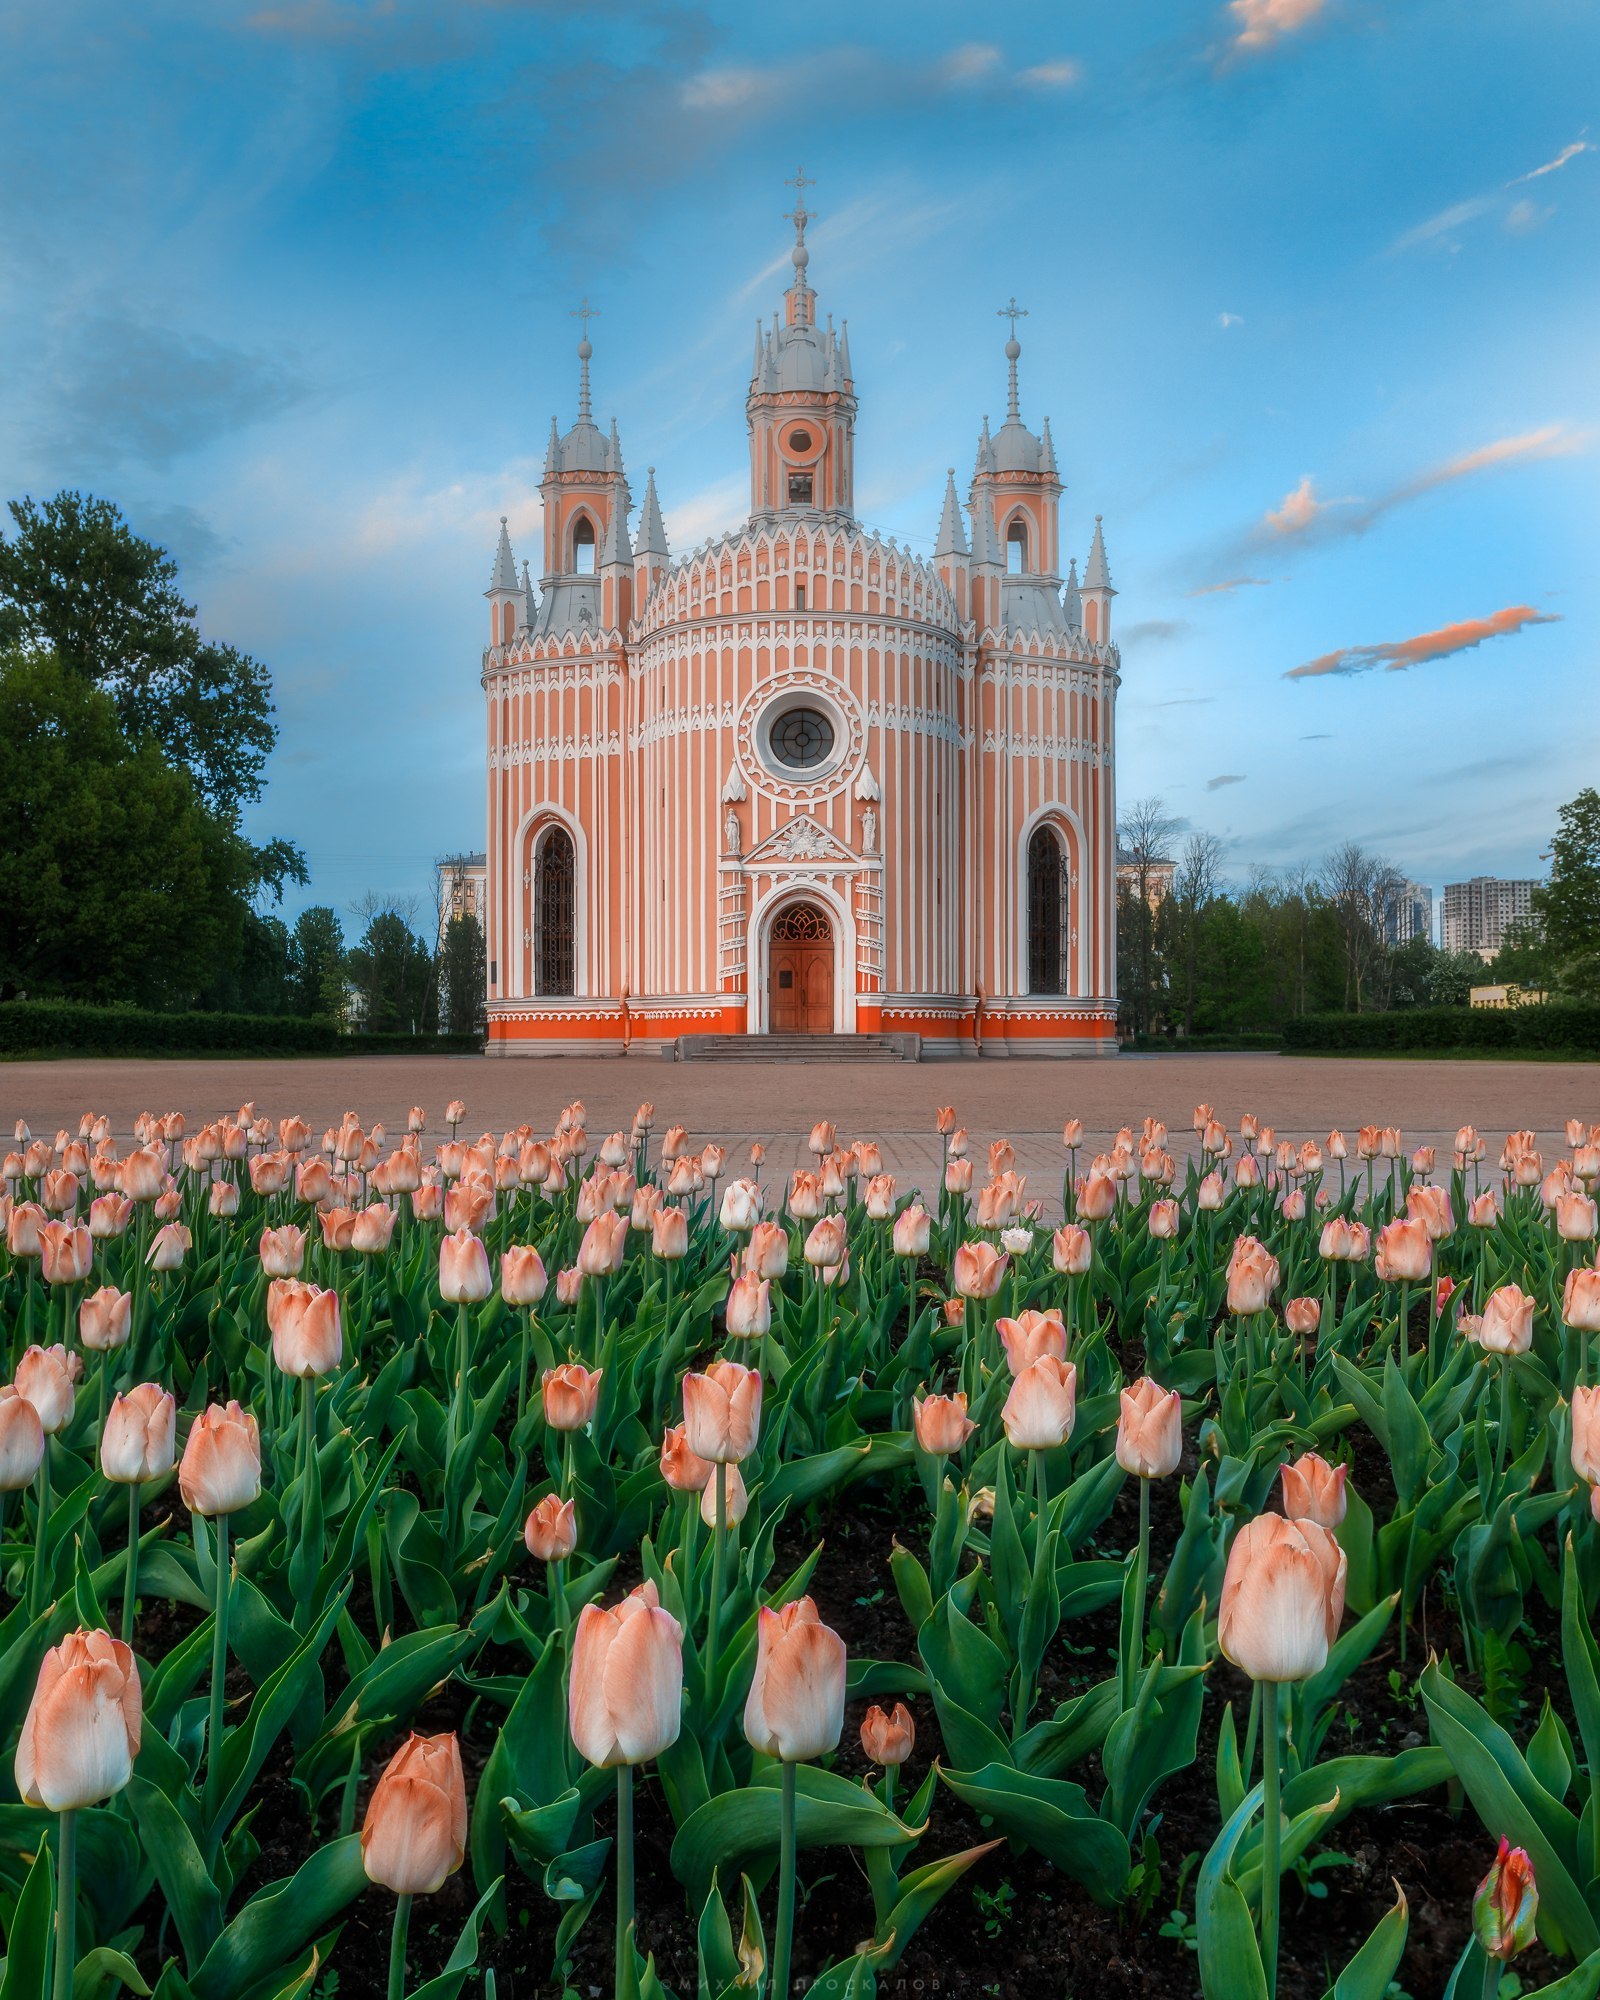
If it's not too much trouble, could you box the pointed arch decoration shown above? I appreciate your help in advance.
[1027,823,1069,995]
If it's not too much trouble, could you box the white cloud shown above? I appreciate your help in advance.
[1016,59,1082,88]
[1218,311,1244,328]
[1224,0,1328,57]
[1507,138,1594,186]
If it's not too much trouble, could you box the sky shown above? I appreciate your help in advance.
[2,0,1596,934]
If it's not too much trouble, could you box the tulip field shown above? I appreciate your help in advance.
[6,1099,1600,1999]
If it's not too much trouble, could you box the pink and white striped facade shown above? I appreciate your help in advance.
[481,204,1119,1058]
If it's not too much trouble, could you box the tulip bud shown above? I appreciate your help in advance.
[682,1360,762,1464]
[719,1178,762,1232]
[700,1459,748,1526]
[1280,1450,1348,1529]
[576,1212,628,1275]
[744,1597,846,1763]
[860,1701,915,1768]
[912,1391,975,1456]
[804,1215,848,1270]
[651,1206,689,1261]
[500,1245,548,1307]
[15,1629,142,1810]
[361,1732,468,1895]
[1473,1840,1538,1962]
[0,1387,46,1491]
[179,1402,261,1516]
[439,1228,492,1302]
[1148,1198,1180,1241]
[542,1363,602,1432]
[1478,1283,1536,1356]
[1000,1356,1077,1452]
[1052,1224,1092,1276]
[524,1493,577,1561]
[79,1286,132,1352]
[1225,1237,1280,1316]
[1285,1296,1321,1338]
[1218,1513,1345,1682]
[944,1157,973,1195]
[16,1344,82,1434]
[1115,1377,1182,1479]
[725,1274,771,1338]
[893,1203,931,1258]
[569,1583,683,1767]
[744,1221,789,1281]
[101,1385,177,1484]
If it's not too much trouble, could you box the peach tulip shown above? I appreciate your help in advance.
[682,1360,762,1464]
[651,1206,689,1262]
[720,1179,762,1232]
[0,1388,45,1491]
[569,1582,683,1767]
[361,1732,468,1895]
[350,1204,396,1254]
[267,1280,343,1377]
[1285,1297,1322,1339]
[700,1460,748,1526]
[259,1225,306,1278]
[501,1246,548,1307]
[87,1195,132,1240]
[524,1493,578,1562]
[1374,1218,1431,1283]
[1478,1284,1535,1356]
[439,1228,492,1303]
[997,1309,1067,1376]
[952,1240,1008,1300]
[1572,1385,1600,1486]
[1218,1513,1346,1682]
[178,1402,261,1516]
[1052,1224,1093,1276]
[913,1391,975,1456]
[660,1423,714,1493]
[147,1222,190,1271]
[79,1287,132,1352]
[1225,1237,1280,1316]
[37,1221,92,1286]
[101,1385,177,1484]
[744,1221,789,1281]
[16,1344,81,1434]
[1563,1267,1600,1333]
[944,1157,973,1195]
[15,1629,142,1810]
[1196,1171,1226,1211]
[120,1148,167,1202]
[743,1596,846,1763]
[1280,1451,1348,1530]
[1076,1172,1117,1221]
[803,1215,848,1269]
[1115,1377,1182,1479]
[1148,1198,1180,1241]
[1557,1193,1599,1243]
[893,1203,932,1258]
[725,1274,771,1338]
[860,1701,915,1768]
[1001,1355,1077,1451]
[576,1212,628,1276]
[542,1363,602,1432]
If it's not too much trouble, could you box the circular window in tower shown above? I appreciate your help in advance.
[787,427,813,454]
[766,704,836,772]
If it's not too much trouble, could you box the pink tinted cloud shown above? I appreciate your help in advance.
[1226,0,1327,53]
[1285,605,1560,680]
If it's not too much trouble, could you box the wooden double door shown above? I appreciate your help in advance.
[768,905,834,1033]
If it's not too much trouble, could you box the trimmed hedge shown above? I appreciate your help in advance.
[1281,1004,1600,1058]
[1125,1033,1283,1053]
[0,1002,481,1059]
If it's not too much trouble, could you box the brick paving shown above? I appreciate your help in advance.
[4,1051,1594,1215]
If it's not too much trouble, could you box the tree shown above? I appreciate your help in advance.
[1320,842,1400,1013]
[1117,795,1179,1037]
[0,647,253,1004]
[439,913,486,1035]
[1170,830,1222,1035]
[0,492,278,820]
[1527,787,1600,1000]
[289,907,347,1021]
[346,904,436,1035]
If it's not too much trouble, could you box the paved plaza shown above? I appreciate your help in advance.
[4,1052,1593,1214]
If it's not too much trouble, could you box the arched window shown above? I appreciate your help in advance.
[1006,518,1028,575]
[534,829,576,996]
[1027,826,1069,994]
[572,517,596,575]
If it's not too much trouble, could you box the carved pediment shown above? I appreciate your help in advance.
[745,814,856,866]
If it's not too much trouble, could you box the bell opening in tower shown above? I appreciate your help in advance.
[787,469,813,505]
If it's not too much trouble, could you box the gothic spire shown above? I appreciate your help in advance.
[1063,555,1082,629]
[970,490,1001,567]
[934,469,969,558]
[1084,514,1115,592]
[601,494,632,567]
[488,516,518,593]
[636,466,669,558]
[1041,414,1058,478]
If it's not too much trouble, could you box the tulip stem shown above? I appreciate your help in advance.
[1261,1679,1282,1996]
[1122,1477,1151,1713]
[773,1759,798,2000]
[29,1447,50,1621]
[206,1512,231,1830]
[122,1481,141,1644]
[706,1463,727,1673]
[52,1808,76,2000]
[1480,1958,1501,2000]
[517,1308,532,1434]
[615,1763,634,1997]
[387,1891,412,2000]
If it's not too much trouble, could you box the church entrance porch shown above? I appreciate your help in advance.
[767,904,833,1033]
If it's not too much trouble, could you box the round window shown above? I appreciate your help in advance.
[768,705,835,771]
[787,427,813,454]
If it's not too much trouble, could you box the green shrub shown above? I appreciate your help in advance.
[0,1001,481,1059]
[1281,1004,1600,1058]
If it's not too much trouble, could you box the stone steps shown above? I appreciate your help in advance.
[671,1033,921,1063]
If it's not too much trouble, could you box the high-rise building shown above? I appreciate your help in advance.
[1385,879,1433,947]
[1441,877,1538,960]
[479,184,1122,1057]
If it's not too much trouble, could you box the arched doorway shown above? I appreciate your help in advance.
[768,903,833,1033]
[533,828,576,996]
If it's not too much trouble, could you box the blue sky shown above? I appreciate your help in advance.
[3,0,1595,931]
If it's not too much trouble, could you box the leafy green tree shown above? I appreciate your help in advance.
[1528,787,1600,1000]
[0,647,252,1004]
[0,491,278,821]
[439,912,486,1035]
[289,906,347,1020]
[346,907,436,1035]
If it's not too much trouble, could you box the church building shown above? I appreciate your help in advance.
[480,190,1120,1057]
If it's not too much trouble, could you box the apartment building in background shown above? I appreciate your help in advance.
[1441,876,1538,960]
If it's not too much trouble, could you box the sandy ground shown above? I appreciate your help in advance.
[4,1051,1594,1208]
